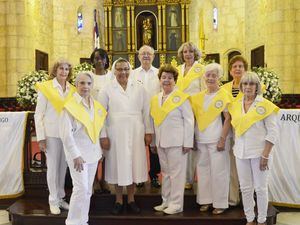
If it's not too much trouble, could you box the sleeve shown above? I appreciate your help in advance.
[34,91,47,141]
[142,87,154,134]
[181,100,195,148]
[264,112,278,145]
[59,110,81,160]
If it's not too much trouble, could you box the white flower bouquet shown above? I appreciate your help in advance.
[253,67,282,104]
[16,70,49,109]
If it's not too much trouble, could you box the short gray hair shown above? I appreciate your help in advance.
[239,71,262,95]
[138,45,155,55]
[177,42,202,63]
[75,71,94,87]
[205,63,223,79]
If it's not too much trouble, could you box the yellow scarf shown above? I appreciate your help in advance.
[176,63,205,92]
[64,96,107,143]
[190,88,232,131]
[150,89,189,126]
[35,80,76,113]
[228,97,279,137]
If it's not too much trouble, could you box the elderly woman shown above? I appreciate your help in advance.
[177,41,205,190]
[59,72,108,225]
[151,64,194,214]
[228,72,279,225]
[34,59,76,214]
[190,63,232,214]
[99,58,153,215]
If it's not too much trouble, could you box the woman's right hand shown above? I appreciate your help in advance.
[73,156,85,172]
[38,140,47,153]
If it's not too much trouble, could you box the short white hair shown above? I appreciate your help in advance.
[239,71,262,95]
[205,63,223,79]
[75,71,94,87]
[138,45,155,55]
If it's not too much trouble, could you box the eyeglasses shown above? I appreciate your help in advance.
[115,68,130,72]
[242,82,256,86]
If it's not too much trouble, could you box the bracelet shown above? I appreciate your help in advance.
[219,136,226,141]
[261,155,269,159]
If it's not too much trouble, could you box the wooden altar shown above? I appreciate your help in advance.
[103,0,191,68]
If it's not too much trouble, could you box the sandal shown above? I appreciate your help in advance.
[199,204,210,212]
[212,208,226,214]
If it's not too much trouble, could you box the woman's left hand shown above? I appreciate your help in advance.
[182,147,192,154]
[144,134,152,145]
[260,157,269,171]
[217,138,225,151]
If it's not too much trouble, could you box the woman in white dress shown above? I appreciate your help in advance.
[99,58,153,215]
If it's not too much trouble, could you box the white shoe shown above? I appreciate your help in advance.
[59,200,69,210]
[154,203,168,212]
[163,207,182,215]
[50,205,61,215]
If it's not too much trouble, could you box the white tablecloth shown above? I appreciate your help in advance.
[0,112,27,199]
[269,109,300,207]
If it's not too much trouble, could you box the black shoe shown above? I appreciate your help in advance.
[111,203,123,215]
[127,201,141,214]
[136,182,144,188]
[151,178,161,188]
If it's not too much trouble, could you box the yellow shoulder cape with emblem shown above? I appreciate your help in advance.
[176,62,205,92]
[222,81,266,101]
[190,88,233,131]
[35,80,76,113]
[150,89,189,126]
[64,96,107,144]
[228,97,279,137]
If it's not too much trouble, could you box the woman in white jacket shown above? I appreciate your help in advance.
[34,59,76,215]
[151,64,194,215]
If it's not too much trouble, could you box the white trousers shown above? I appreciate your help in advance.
[45,137,67,206]
[158,146,187,211]
[196,142,230,208]
[186,150,196,184]
[236,157,269,224]
[66,162,98,225]
[229,138,240,206]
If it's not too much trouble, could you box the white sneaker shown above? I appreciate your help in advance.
[50,205,61,215]
[163,207,182,215]
[59,200,69,210]
[154,203,168,212]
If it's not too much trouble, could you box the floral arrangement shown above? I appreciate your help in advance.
[72,62,93,84]
[16,70,49,109]
[252,67,282,104]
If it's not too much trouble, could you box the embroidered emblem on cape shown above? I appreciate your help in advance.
[215,100,223,109]
[256,106,266,115]
[172,96,181,103]
[194,67,202,73]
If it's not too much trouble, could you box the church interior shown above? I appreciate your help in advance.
[0,1,300,225]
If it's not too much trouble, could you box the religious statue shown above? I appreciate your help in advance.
[169,30,178,50]
[142,18,153,46]
[169,7,178,27]
[114,7,124,28]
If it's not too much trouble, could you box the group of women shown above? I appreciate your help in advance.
[34,42,279,225]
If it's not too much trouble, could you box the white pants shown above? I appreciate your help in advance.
[45,137,67,206]
[158,146,187,211]
[66,161,98,225]
[229,138,240,206]
[196,142,230,208]
[186,150,196,184]
[236,157,269,224]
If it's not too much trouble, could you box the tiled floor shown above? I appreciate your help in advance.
[0,210,300,225]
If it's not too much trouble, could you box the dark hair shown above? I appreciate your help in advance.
[49,59,73,81]
[90,48,109,69]
[228,55,248,71]
[158,64,179,82]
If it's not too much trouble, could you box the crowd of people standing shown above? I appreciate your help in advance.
[34,42,279,225]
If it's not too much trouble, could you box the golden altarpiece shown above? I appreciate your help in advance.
[103,0,191,68]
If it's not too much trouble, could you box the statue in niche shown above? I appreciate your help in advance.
[114,31,125,51]
[114,7,124,28]
[169,7,178,27]
[142,17,153,45]
[169,30,178,50]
